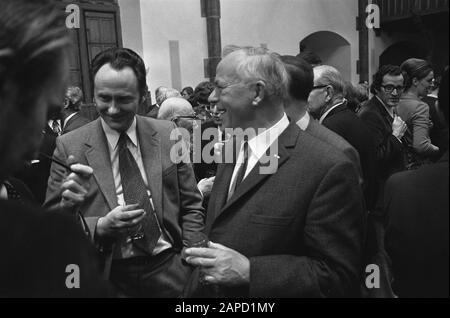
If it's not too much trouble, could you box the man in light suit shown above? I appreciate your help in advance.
[280,55,363,184]
[184,46,366,297]
[44,48,205,297]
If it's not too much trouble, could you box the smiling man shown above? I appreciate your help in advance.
[184,46,366,297]
[44,48,205,297]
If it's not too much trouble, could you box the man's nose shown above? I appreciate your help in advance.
[106,101,120,114]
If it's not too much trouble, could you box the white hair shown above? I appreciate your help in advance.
[158,97,194,120]
[218,45,288,100]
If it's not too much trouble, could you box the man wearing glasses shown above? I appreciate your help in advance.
[359,65,408,182]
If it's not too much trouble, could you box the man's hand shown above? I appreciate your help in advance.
[184,242,250,286]
[60,155,93,209]
[197,176,215,198]
[96,204,146,238]
[392,115,407,139]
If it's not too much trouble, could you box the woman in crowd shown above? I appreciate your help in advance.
[398,58,440,168]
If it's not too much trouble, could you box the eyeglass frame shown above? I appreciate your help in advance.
[380,84,405,94]
[170,113,200,122]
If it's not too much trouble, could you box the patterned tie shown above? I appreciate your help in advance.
[118,133,161,255]
[228,140,249,200]
[51,120,61,136]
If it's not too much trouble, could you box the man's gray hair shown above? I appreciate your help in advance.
[158,97,193,121]
[220,45,289,100]
[313,65,346,98]
[65,86,83,111]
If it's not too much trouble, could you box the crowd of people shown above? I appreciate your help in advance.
[0,0,448,298]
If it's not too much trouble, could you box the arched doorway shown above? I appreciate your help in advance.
[379,41,428,67]
[300,31,351,81]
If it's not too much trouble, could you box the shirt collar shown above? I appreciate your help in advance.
[101,116,138,150]
[319,99,346,124]
[246,113,289,160]
[63,112,77,129]
[296,112,310,130]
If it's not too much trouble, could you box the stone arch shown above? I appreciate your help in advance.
[300,31,351,81]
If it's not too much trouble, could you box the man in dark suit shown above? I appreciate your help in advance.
[358,65,408,184]
[44,48,204,297]
[308,65,378,212]
[61,86,91,134]
[184,46,366,297]
[281,55,363,184]
[384,69,449,298]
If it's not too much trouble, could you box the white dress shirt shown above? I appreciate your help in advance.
[100,117,171,257]
[296,112,311,131]
[228,114,290,197]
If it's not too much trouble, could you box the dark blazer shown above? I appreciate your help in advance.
[187,122,367,297]
[384,152,449,298]
[63,112,91,135]
[0,200,111,297]
[358,97,405,182]
[44,116,205,275]
[321,103,379,212]
[305,118,362,183]
[146,104,160,119]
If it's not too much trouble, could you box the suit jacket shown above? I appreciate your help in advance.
[187,122,367,297]
[321,103,379,212]
[397,92,440,162]
[63,112,91,135]
[146,104,160,119]
[44,116,205,275]
[384,151,449,298]
[358,97,405,182]
[305,118,362,183]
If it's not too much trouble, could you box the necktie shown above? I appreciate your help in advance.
[52,120,61,136]
[118,133,160,255]
[228,140,249,200]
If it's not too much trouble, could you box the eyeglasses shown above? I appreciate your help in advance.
[380,85,405,94]
[171,114,200,122]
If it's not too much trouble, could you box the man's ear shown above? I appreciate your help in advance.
[252,80,266,106]
[325,85,334,103]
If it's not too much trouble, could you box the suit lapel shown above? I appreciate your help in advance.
[84,119,117,210]
[214,122,300,221]
[135,116,163,223]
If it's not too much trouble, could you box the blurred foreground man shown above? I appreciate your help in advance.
[0,0,109,297]
[184,46,366,297]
